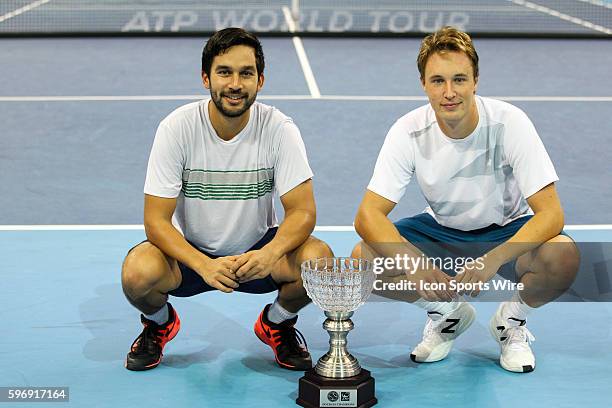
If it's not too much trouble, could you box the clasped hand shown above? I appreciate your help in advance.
[197,248,279,293]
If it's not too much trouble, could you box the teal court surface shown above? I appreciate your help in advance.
[1,227,611,407]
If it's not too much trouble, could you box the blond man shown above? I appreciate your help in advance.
[353,27,579,373]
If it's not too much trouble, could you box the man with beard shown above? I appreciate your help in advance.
[121,28,332,372]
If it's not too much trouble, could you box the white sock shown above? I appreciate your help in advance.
[267,299,297,324]
[499,291,534,325]
[414,298,460,320]
[144,304,169,325]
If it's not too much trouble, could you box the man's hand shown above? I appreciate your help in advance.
[235,248,280,283]
[196,256,239,293]
[410,266,457,302]
[454,255,502,297]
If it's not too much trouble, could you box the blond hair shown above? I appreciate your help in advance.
[417,26,479,81]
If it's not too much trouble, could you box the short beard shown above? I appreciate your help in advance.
[210,89,257,118]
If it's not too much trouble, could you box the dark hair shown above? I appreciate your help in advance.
[417,26,479,81]
[201,27,265,77]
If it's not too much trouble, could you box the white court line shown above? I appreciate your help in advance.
[0,0,50,23]
[509,0,612,35]
[564,225,612,230]
[315,226,356,232]
[279,5,523,11]
[488,96,612,102]
[282,6,321,99]
[18,5,522,12]
[0,225,145,231]
[575,0,612,10]
[0,225,610,231]
[0,95,312,102]
[322,95,612,102]
[1,95,611,102]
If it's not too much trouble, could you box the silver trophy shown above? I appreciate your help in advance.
[296,257,377,408]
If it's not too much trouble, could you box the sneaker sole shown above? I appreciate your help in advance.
[125,356,163,371]
[411,303,477,363]
[500,355,535,373]
[411,341,454,363]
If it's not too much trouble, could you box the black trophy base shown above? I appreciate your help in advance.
[296,368,377,408]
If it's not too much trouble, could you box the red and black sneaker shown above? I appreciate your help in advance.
[254,304,312,371]
[125,303,181,371]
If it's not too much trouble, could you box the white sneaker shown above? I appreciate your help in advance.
[410,302,476,363]
[489,308,536,373]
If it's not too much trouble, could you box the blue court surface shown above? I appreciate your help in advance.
[1,20,612,408]
[1,228,612,407]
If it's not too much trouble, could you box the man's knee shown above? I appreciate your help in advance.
[535,236,580,288]
[299,236,333,261]
[351,241,362,258]
[278,236,333,285]
[122,242,175,297]
[350,240,383,260]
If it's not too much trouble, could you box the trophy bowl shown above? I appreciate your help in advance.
[301,257,376,315]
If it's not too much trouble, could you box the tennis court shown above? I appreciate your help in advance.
[1,1,611,407]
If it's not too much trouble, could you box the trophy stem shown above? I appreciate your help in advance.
[315,311,362,378]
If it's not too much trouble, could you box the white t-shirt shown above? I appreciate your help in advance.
[144,99,313,255]
[368,96,558,231]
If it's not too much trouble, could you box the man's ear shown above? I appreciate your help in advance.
[257,73,265,91]
[202,70,210,89]
[474,76,478,94]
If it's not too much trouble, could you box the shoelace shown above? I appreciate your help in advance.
[503,326,535,351]
[133,323,164,355]
[275,325,308,355]
[422,318,441,344]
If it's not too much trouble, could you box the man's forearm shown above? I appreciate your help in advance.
[145,220,209,271]
[487,210,564,266]
[264,209,316,259]
[355,209,423,261]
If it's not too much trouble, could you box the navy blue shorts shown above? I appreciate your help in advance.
[168,228,279,297]
[394,213,533,280]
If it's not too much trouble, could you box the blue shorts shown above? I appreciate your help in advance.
[394,213,533,280]
[168,228,279,297]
